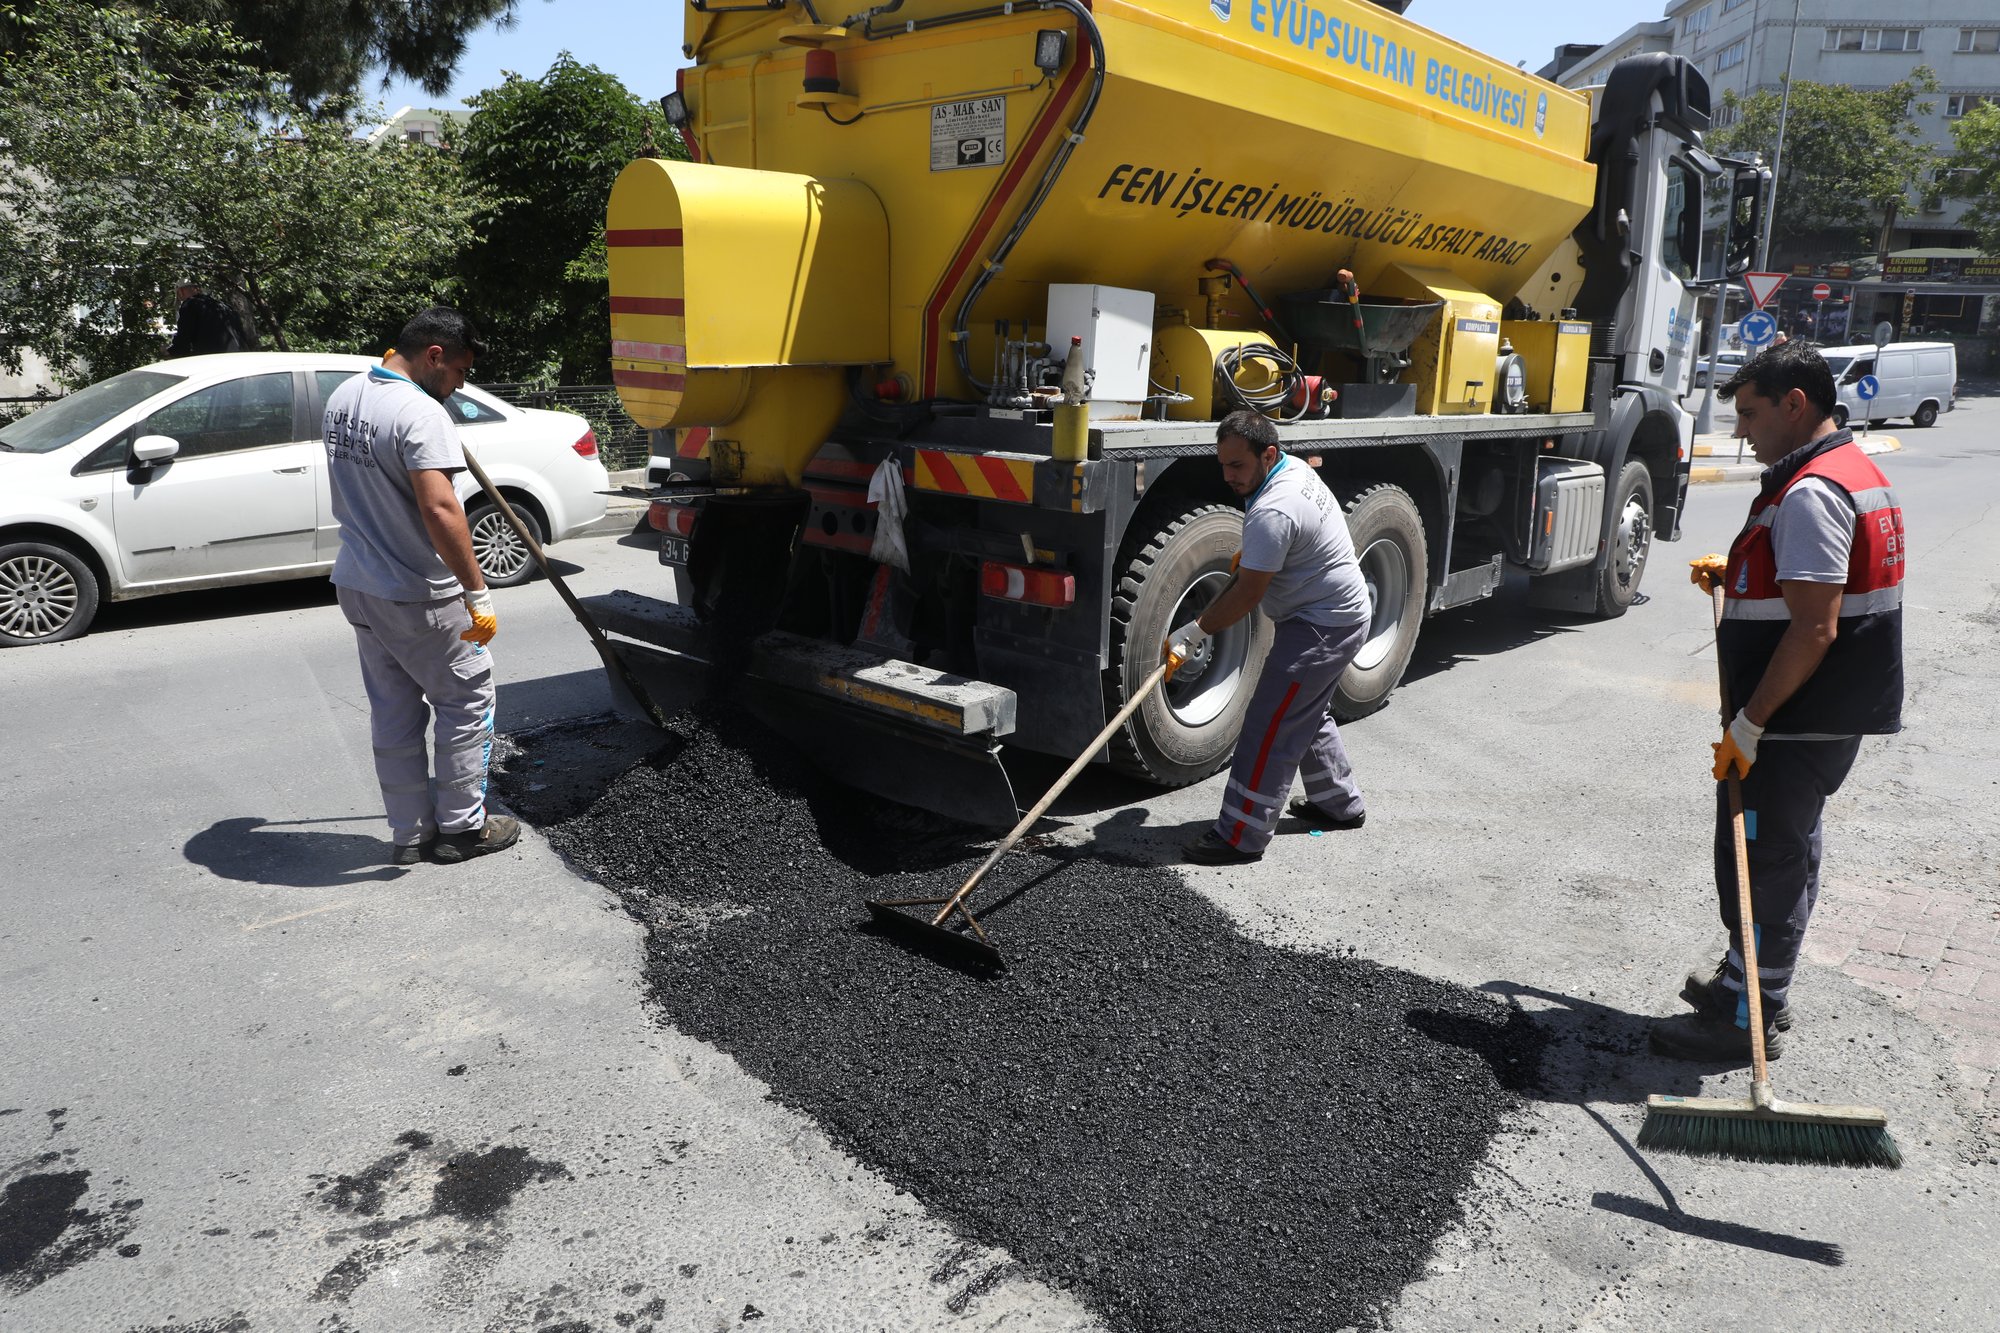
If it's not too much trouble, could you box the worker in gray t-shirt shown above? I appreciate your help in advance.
[324,307,519,867]
[1167,410,1375,864]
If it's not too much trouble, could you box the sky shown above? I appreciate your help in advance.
[371,0,1653,113]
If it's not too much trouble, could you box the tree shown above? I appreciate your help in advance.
[0,1,484,381]
[455,54,685,382]
[1709,71,1939,258]
[5,1,520,109]
[1946,101,2000,255]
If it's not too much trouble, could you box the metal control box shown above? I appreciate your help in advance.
[1530,458,1606,573]
[1045,283,1155,421]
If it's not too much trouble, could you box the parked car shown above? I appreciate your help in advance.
[1690,349,1747,390]
[0,353,609,647]
[1820,342,1957,430]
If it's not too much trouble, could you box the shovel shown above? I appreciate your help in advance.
[866,661,1174,970]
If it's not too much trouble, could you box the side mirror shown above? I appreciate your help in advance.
[132,434,180,463]
[1724,165,1768,278]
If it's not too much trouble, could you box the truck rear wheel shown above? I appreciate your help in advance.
[1593,460,1653,617]
[1106,504,1272,785]
[1332,484,1428,721]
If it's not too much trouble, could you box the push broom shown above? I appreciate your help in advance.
[1638,584,1901,1168]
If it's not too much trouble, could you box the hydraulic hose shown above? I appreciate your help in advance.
[1216,342,1309,423]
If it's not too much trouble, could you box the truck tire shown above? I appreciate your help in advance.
[1105,504,1272,785]
[0,540,100,647]
[1913,401,1938,428]
[1593,459,1654,618]
[1332,485,1428,721]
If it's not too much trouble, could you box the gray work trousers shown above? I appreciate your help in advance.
[336,584,496,846]
[1213,616,1368,855]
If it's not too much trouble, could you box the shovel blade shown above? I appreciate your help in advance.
[864,900,1007,971]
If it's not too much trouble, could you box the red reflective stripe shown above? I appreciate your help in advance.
[920,451,970,495]
[613,368,685,391]
[610,296,685,316]
[975,455,1029,503]
[605,229,683,247]
[677,426,709,459]
[1227,681,1300,847]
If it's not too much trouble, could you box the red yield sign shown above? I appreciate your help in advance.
[1744,272,1788,308]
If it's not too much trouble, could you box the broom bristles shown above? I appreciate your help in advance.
[1639,1108,1903,1169]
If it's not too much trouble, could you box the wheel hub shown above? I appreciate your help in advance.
[0,554,80,639]
[1162,568,1249,728]
[1352,536,1410,673]
[1614,495,1651,584]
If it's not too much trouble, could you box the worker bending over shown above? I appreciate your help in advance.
[323,307,519,866]
[1653,341,1905,1061]
[1171,410,1374,866]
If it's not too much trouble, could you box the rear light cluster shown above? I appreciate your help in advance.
[980,560,1075,607]
[572,428,599,459]
[648,501,698,536]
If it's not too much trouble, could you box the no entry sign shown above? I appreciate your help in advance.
[1812,282,1832,301]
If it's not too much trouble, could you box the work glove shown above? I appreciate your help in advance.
[1712,709,1763,781]
[1688,553,1728,594]
[1163,622,1209,681]
[461,587,498,646]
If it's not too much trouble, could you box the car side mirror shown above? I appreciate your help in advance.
[132,434,180,462]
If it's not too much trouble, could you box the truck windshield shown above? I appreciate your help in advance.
[1661,160,1699,281]
[1823,356,1853,380]
[0,370,183,454]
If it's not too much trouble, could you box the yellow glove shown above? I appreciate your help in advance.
[1163,622,1208,681]
[461,588,498,646]
[1689,554,1728,594]
[1711,710,1763,781]
[1230,550,1242,576]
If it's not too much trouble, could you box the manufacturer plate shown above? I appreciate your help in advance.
[930,97,1005,171]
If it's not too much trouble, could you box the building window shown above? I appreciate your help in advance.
[1960,29,2000,54]
[1826,28,1922,52]
[1722,0,1749,10]
[1946,94,1992,117]
[1715,38,1748,71]
[1714,101,1739,129]
[1684,5,1712,39]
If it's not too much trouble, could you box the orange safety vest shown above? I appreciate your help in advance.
[1718,432,1904,735]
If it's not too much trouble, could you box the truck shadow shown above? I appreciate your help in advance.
[1399,581,1582,690]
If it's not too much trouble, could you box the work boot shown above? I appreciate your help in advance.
[1681,961,1794,1030]
[431,816,521,864]
[1184,829,1261,866]
[389,837,434,867]
[1647,1011,1784,1064]
[1286,797,1366,831]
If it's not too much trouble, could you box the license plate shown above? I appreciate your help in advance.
[660,536,689,566]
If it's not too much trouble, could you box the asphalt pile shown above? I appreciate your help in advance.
[502,707,1545,1332]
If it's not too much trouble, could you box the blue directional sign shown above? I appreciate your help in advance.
[1856,374,1880,401]
[1738,311,1777,348]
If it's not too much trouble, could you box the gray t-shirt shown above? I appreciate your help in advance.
[325,367,466,602]
[1239,455,1372,628]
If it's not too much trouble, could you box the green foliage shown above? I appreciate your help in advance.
[1709,70,1939,254]
[454,53,685,382]
[0,0,484,383]
[1946,102,2000,255]
[4,1,518,109]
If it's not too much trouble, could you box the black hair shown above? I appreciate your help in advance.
[396,306,488,360]
[1720,340,1836,421]
[1216,408,1279,453]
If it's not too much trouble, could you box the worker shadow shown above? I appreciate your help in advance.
[183,816,407,888]
[496,668,615,732]
[1409,982,1846,1268]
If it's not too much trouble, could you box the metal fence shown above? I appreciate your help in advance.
[480,382,655,471]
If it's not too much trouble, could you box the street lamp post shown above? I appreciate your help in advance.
[1756,0,1805,273]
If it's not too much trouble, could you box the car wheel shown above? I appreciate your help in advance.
[1833,405,1849,429]
[466,499,541,588]
[0,541,100,647]
[1868,418,1888,430]
[1332,484,1429,721]
[1913,401,1939,428]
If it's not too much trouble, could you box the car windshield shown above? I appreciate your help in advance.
[0,370,184,454]
[1823,356,1853,380]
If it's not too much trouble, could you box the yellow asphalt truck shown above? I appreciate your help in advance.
[584,0,1763,825]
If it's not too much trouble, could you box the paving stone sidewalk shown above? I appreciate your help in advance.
[1808,880,2000,1139]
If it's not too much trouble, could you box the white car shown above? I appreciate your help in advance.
[0,352,609,647]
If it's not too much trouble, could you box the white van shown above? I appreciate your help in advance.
[1821,342,1957,429]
